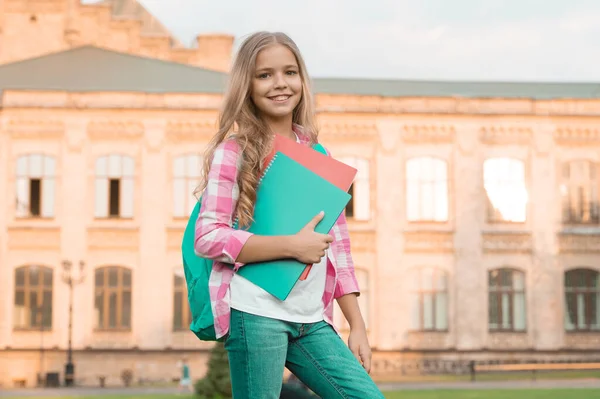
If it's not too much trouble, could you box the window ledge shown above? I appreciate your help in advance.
[89,219,139,230]
[559,227,600,235]
[13,327,53,332]
[8,220,60,230]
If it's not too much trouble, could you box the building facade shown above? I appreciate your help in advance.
[1,0,600,389]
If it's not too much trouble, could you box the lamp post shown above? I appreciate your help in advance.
[61,260,85,387]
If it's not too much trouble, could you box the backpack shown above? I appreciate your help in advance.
[182,142,328,341]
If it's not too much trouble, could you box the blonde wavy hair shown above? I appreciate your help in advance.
[195,31,319,228]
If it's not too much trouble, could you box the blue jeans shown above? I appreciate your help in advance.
[224,309,385,399]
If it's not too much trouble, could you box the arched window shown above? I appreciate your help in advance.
[409,267,448,331]
[14,265,53,329]
[406,157,448,222]
[484,158,528,222]
[488,268,526,331]
[173,154,203,218]
[339,157,371,221]
[560,161,599,224]
[95,155,134,218]
[173,272,192,331]
[15,154,56,218]
[564,268,600,331]
[94,266,132,330]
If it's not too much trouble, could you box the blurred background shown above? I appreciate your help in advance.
[0,0,599,398]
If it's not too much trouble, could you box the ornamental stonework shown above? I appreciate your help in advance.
[6,119,64,140]
[480,126,532,145]
[8,226,61,250]
[87,120,144,141]
[165,120,217,143]
[87,228,140,251]
[403,231,454,253]
[482,232,532,254]
[401,124,455,144]
[554,127,600,146]
[318,121,378,141]
[558,233,600,253]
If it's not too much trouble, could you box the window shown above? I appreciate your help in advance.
[406,157,448,222]
[333,269,370,330]
[339,157,370,221]
[484,158,528,223]
[173,273,192,331]
[561,161,599,224]
[15,154,56,218]
[173,154,203,218]
[488,268,526,331]
[95,155,134,218]
[409,267,448,331]
[94,266,132,330]
[14,266,53,329]
[564,268,600,331]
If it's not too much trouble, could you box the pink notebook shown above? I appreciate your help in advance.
[264,135,357,280]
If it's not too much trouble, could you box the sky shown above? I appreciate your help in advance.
[83,0,600,82]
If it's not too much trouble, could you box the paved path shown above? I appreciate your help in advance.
[1,379,599,396]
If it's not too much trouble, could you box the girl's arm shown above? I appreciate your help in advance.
[194,139,331,268]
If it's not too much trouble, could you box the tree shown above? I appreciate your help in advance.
[194,342,232,399]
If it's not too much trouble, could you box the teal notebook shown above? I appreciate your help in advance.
[236,151,351,301]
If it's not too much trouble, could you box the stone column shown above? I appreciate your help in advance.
[0,118,9,347]
[136,120,169,348]
[61,119,88,350]
[375,120,407,349]
[453,123,486,350]
[530,123,562,349]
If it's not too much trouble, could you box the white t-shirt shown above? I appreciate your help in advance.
[229,133,327,323]
[229,252,328,323]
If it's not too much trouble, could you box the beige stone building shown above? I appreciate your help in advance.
[1,0,599,389]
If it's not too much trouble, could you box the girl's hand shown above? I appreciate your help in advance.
[290,211,333,264]
[348,326,372,374]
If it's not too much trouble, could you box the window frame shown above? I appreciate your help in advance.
[94,266,133,331]
[564,268,600,332]
[408,267,449,332]
[488,268,527,332]
[13,265,53,331]
[405,156,449,223]
[15,154,56,219]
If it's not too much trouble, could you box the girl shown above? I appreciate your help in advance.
[194,31,384,399]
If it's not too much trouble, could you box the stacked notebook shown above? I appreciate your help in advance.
[236,135,357,300]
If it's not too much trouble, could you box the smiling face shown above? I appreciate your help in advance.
[250,43,303,127]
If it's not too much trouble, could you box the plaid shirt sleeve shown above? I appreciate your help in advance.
[194,139,253,265]
[322,146,361,298]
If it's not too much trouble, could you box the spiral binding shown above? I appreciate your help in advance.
[259,153,279,185]
[232,153,279,229]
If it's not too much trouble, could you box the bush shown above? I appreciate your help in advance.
[121,369,133,387]
[194,342,232,398]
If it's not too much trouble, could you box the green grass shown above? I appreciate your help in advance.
[375,370,600,383]
[4,391,600,399]
[385,390,600,399]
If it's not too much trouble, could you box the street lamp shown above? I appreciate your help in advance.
[61,260,85,387]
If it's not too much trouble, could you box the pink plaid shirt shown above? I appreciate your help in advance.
[194,128,360,339]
